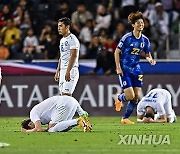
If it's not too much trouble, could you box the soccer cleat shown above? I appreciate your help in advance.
[114,94,122,111]
[82,116,92,131]
[78,117,92,132]
[121,118,135,124]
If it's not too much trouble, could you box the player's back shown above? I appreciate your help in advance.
[31,95,78,115]
[140,88,170,106]
[31,96,59,114]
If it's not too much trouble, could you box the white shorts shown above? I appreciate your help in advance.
[59,67,79,95]
[50,98,78,124]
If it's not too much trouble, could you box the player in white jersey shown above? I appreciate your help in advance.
[0,67,2,85]
[54,17,80,96]
[137,88,176,123]
[21,95,92,132]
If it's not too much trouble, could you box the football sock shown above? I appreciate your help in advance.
[118,93,127,102]
[123,101,137,119]
[76,102,86,116]
[48,119,77,132]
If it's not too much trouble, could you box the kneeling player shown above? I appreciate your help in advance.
[21,95,92,132]
[137,88,176,123]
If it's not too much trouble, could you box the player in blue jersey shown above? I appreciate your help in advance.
[114,11,156,124]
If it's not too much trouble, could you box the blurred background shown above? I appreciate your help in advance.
[0,0,179,61]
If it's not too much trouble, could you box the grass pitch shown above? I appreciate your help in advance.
[0,117,180,154]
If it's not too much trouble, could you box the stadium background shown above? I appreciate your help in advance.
[0,60,180,116]
[0,0,180,116]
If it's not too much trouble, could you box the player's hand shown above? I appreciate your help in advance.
[149,118,154,122]
[149,59,156,65]
[54,72,59,82]
[21,128,27,132]
[116,68,123,76]
[146,57,156,65]
[143,117,150,123]
[65,71,71,82]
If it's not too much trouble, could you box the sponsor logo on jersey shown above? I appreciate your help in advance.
[65,41,68,46]
[140,42,145,48]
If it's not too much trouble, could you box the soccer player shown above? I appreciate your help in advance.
[137,88,176,123]
[114,11,156,124]
[21,95,92,133]
[54,17,80,96]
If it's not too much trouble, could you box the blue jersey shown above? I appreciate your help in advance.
[117,32,150,74]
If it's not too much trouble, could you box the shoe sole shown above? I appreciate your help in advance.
[121,120,135,124]
[115,94,122,112]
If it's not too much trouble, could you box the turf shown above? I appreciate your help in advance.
[0,117,180,154]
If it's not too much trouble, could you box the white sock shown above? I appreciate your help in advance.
[76,102,85,116]
[48,119,78,132]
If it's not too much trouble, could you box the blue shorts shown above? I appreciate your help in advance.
[118,73,143,89]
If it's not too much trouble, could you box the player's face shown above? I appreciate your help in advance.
[133,19,144,32]
[28,121,35,129]
[58,22,67,36]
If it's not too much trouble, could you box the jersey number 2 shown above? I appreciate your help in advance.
[131,48,140,55]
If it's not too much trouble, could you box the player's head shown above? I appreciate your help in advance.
[21,119,35,129]
[145,106,155,119]
[128,11,144,32]
[58,17,72,36]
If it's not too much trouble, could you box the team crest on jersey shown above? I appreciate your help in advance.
[140,42,145,48]
[65,41,68,46]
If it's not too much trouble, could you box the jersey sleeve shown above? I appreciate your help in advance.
[69,36,79,50]
[117,38,125,51]
[137,103,145,115]
[30,108,40,123]
[143,38,151,54]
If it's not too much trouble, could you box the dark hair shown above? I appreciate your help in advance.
[77,1,86,6]
[128,11,144,25]
[145,106,155,119]
[21,119,31,129]
[58,17,72,28]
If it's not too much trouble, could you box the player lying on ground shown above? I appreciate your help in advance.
[21,95,92,132]
[137,88,176,123]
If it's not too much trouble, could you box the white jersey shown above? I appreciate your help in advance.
[30,95,80,124]
[137,89,173,117]
[59,33,80,69]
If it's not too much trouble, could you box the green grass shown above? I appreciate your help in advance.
[0,117,180,154]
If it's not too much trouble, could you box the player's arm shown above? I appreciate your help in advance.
[137,114,145,123]
[145,53,156,65]
[54,54,61,82]
[65,49,77,81]
[150,114,167,123]
[114,48,123,75]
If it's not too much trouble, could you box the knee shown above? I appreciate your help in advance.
[133,95,140,101]
[126,93,135,101]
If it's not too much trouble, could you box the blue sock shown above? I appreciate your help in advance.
[123,101,137,119]
[118,93,127,102]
